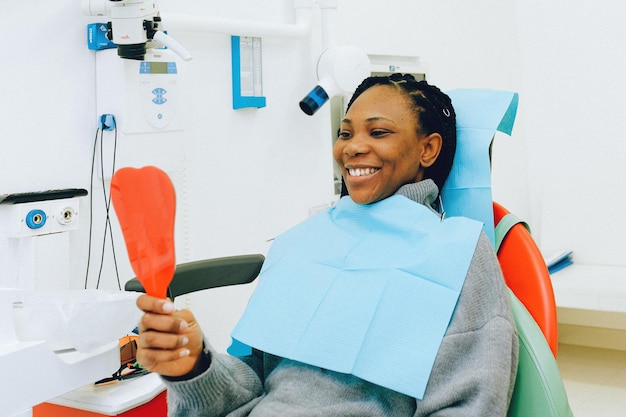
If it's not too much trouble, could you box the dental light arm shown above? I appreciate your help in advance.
[82,0,192,61]
[299,45,370,116]
[152,30,193,61]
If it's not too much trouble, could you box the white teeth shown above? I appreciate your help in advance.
[348,168,379,177]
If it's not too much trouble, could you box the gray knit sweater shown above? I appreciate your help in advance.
[163,180,519,416]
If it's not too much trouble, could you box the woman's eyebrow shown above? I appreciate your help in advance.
[341,116,394,124]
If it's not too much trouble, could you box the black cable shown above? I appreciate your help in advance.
[96,119,122,290]
[85,117,122,290]
[95,128,108,289]
[84,129,99,289]
[108,120,122,289]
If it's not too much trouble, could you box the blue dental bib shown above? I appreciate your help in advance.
[229,194,482,399]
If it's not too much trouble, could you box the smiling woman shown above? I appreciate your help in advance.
[133,74,518,417]
[335,74,457,205]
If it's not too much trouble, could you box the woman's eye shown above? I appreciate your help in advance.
[371,129,390,138]
[338,130,352,139]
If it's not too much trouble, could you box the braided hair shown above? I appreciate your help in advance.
[341,73,457,196]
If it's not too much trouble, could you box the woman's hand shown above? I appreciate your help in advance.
[135,295,205,377]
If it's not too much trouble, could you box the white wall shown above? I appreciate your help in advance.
[514,0,626,267]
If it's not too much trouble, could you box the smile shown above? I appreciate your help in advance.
[348,167,380,177]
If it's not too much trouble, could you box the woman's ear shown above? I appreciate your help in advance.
[420,133,443,168]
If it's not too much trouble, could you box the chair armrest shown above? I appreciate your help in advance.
[124,254,265,300]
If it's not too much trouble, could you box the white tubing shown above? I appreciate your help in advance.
[161,0,313,38]
[153,31,193,61]
[318,0,338,50]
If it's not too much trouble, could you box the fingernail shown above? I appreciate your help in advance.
[162,302,175,313]
[179,320,189,331]
[180,349,190,358]
[181,336,189,346]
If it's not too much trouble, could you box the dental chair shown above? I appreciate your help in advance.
[125,231,572,417]
[494,206,572,417]
[125,219,572,417]
[494,201,559,357]
[507,291,573,417]
[124,220,572,417]
[122,88,572,416]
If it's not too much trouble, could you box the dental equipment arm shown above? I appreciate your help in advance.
[82,0,192,61]
[299,45,371,116]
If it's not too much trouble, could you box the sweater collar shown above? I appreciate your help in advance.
[395,179,439,211]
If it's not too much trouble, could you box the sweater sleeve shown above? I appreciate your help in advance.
[413,233,519,417]
[162,341,265,417]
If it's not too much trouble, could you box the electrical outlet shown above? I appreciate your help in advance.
[56,206,76,225]
[24,208,47,230]
[50,199,80,233]
[18,203,52,237]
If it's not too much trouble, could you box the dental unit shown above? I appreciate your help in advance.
[82,0,193,61]
[84,0,370,115]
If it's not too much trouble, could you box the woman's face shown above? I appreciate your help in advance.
[334,85,441,204]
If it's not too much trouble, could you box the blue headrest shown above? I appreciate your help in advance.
[441,89,519,246]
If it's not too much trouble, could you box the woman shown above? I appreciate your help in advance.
[136,74,518,416]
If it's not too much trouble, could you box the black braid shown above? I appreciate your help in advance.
[342,74,457,195]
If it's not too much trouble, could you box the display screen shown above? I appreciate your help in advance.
[140,62,177,75]
[149,62,168,74]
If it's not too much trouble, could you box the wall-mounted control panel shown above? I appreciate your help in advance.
[123,51,182,133]
[136,60,180,130]
[0,189,87,238]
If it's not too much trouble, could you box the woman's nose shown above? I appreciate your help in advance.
[343,135,369,157]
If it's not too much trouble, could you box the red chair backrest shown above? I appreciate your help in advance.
[493,201,558,357]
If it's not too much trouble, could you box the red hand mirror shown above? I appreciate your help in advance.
[111,166,176,299]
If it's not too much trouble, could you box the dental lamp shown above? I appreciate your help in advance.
[299,45,371,116]
[82,0,192,61]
